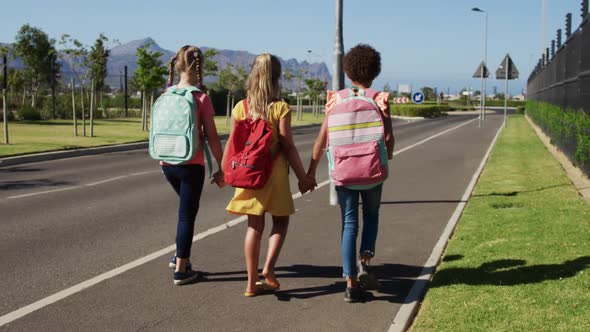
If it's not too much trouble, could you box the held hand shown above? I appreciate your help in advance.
[307,175,317,192]
[298,175,317,194]
[210,170,226,188]
[297,181,309,194]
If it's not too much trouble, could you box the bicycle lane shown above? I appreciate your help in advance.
[1,114,503,331]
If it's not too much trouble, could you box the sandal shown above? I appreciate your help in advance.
[256,279,280,291]
[244,285,270,297]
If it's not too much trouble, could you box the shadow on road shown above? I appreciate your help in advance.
[0,179,71,191]
[0,166,44,173]
[430,256,590,287]
[201,263,435,304]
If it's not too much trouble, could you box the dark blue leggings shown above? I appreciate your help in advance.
[162,165,205,259]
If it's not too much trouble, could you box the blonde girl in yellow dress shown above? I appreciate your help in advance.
[223,53,316,296]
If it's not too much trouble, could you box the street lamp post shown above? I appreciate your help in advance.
[307,49,312,80]
[330,0,344,205]
[333,0,344,91]
[472,7,488,121]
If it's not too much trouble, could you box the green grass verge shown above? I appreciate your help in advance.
[0,112,323,157]
[411,115,590,331]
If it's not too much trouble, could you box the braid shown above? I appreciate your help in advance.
[172,45,207,93]
[193,48,207,93]
[168,56,177,86]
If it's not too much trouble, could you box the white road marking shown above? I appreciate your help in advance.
[388,120,504,332]
[7,186,82,199]
[85,176,129,187]
[130,170,160,177]
[0,117,479,327]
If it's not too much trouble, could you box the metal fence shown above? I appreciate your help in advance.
[527,15,589,114]
[527,5,590,177]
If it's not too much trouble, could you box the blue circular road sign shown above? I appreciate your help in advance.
[412,92,425,104]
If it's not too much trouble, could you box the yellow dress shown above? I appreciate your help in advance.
[226,100,295,216]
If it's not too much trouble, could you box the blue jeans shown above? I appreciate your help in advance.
[162,165,205,259]
[336,184,383,278]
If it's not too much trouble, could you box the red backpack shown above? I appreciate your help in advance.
[224,99,277,190]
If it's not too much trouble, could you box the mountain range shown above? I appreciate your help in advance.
[2,38,332,91]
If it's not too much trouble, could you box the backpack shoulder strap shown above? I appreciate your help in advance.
[189,89,214,178]
[243,99,249,118]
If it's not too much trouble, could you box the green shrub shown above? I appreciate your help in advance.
[485,100,526,107]
[517,106,525,114]
[17,106,42,120]
[41,96,74,119]
[448,104,476,111]
[391,105,450,118]
[527,100,590,175]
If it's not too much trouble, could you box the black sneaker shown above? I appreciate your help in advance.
[358,260,369,283]
[173,268,199,285]
[344,287,364,303]
[169,255,192,270]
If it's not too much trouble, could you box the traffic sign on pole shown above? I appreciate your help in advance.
[495,54,519,127]
[393,97,409,104]
[472,62,490,78]
[495,54,519,80]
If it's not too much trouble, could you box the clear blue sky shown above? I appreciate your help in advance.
[3,0,583,95]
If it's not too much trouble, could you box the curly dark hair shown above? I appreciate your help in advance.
[343,44,381,87]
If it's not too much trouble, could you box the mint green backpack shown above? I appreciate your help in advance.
[149,86,211,169]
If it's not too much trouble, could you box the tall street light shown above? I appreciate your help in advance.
[307,49,312,80]
[472,7,488,121]
[330,0,344,206]
[332,0,344,91]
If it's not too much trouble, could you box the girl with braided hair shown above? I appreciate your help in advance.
[162,45,225,285]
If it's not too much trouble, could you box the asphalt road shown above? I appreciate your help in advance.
[0,113,503,331]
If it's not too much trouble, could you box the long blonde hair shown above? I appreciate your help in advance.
[168,45,207,93]
[246,53,281,120]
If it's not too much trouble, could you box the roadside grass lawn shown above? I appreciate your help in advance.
[0,113,323,157]
[411,115,590,331]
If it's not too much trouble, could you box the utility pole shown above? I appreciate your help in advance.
[331,0,344,206]
[307,50,312,80]
[124,65,128,117]
[90,79,94,137]
[332,0,344,91]
[503,56,509,127]
[2,54,8,144]
[472,7,488,121]
[71,78,77,136]
[51,57,57,120]
[542,0,547,56]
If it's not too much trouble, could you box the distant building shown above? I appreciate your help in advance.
[512,94,526,101]
[398,84,412,95]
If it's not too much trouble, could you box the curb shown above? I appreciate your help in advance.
[0,123,322,167]
[0,142,149,167]
[392,115,425,121]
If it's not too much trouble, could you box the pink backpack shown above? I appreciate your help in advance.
[326,87,388,187]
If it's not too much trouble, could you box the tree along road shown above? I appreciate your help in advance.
[0,113,503,331]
